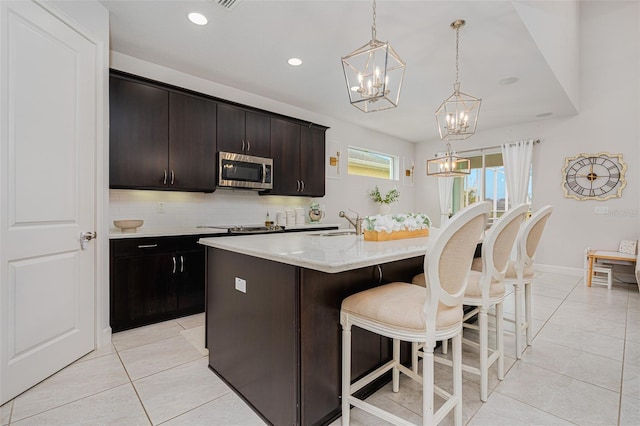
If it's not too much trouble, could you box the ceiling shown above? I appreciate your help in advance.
[99,0,579,143]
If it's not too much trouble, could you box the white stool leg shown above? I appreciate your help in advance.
[422,345,435,426]
[411,342,419,374]
[496,301,504,380]
[607,268,612,289]
[479,307,489,402]
[441,338,448,355]
[392,339,400,393]
[525,281,532,347]
[514,282,524,359]
[452,333,462,426]
[341,322,351,425]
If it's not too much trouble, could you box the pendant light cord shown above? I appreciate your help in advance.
[371,0,377,40]
[455,25,460,85]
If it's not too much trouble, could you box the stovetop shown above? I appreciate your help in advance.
[196,225,285,235]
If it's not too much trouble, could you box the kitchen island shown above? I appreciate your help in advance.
[199,230,434,425]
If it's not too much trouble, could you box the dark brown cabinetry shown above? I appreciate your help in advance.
[206,248,423,425]
[110,236,205,332]
[109,73,217,192]
[269,118,326,197]
[217,103,271,157]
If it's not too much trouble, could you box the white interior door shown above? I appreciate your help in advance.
[0,0,97,404]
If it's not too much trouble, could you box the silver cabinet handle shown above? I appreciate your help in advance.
[296,180,301,192]
[246,140,250,152]
[137,244,157,249]
[170,170,175,185]
[375,264,383,285]
[172,256,176,274]
[301,180,305,192]
[241,139,245,151]
[180,255,184,273]
[163,170,167,185]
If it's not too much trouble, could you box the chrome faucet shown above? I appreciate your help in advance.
[339,210,363,235]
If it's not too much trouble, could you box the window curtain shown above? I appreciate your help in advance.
[438,176,454,225]
[501,139,534,208]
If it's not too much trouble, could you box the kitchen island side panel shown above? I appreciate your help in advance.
[299,256,425,426]
[206,248,298,426]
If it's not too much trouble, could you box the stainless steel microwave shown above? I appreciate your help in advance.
[218,151,273,190]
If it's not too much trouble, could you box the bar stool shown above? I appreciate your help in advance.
[340,201,490,426]
[503,205,553,359]
[412,203,529,402]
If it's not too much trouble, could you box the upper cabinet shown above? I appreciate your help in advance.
[217,104,270,158]
[109,70,328,195]
[269,118,326,197]
[109,73,217,192]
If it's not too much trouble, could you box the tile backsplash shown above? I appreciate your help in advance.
[110,189,313,228]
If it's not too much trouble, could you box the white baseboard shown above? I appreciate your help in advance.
[534,263,583,276]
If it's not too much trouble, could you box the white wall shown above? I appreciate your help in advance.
[109,52,418,229]
[416,1,639,272]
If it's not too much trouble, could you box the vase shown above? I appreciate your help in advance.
[378,204,391,215]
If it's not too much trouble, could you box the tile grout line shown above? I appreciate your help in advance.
[114,347,153,425]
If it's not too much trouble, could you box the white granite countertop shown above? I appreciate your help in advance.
[109,223,341,239]
[199,229,439,274]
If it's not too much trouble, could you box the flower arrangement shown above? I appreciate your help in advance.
[363,213,431,232]
[369,186,400,204]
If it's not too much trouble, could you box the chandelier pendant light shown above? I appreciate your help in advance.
[341,0,406,113]
[427,142,471,176]
[435,19,481,140]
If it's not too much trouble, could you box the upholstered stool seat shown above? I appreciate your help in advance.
[342,283,463,332]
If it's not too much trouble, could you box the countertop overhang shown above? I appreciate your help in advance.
[199,229,437,274]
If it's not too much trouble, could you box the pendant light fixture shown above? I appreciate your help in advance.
[341,0,406,113]
[435,19,481,140]
[427,142,471,176]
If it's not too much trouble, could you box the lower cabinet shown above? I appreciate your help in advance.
[110,235,205,332]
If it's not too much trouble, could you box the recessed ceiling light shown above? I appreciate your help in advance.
[188,12,208,26]
[498,77,519,85]
[287,58,303,66]
[536,112,553,118]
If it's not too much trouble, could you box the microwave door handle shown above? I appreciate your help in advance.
[261,164,265,183]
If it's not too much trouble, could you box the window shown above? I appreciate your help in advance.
[451,149,532,223]
[347,147,398,180]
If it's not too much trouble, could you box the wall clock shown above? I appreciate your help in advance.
[561,152,627,201]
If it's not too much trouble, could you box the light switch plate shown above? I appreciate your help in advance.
[235,277,246,293]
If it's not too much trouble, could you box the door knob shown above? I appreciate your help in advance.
[80,231,96,250]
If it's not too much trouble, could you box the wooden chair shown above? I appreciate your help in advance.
[503,205,553,359]
[340,201,490,425]
[412,203,529,402]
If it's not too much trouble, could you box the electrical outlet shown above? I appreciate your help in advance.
[594,206,609,214]
[157,202,165,213]
[235,277,246,293]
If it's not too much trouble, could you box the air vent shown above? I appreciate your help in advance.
[210,0,243,10]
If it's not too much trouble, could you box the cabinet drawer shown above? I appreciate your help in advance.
[111,235,203,257]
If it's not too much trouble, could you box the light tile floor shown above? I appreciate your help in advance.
[1,272,639,425]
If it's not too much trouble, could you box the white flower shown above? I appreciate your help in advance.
[363,213,431,233]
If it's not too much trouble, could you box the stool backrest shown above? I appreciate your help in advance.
[424,201,490,320]
[483,203,529,285]
[515,205,553,271]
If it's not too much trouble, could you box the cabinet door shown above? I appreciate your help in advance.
[176,248,205,314]
[270,118,301,195]
[169,93,217,192]
[244,111,271,157]
[300,126,326,197]
[216,103,245,154]
[111,253,177,332]
[109,76,169,189]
